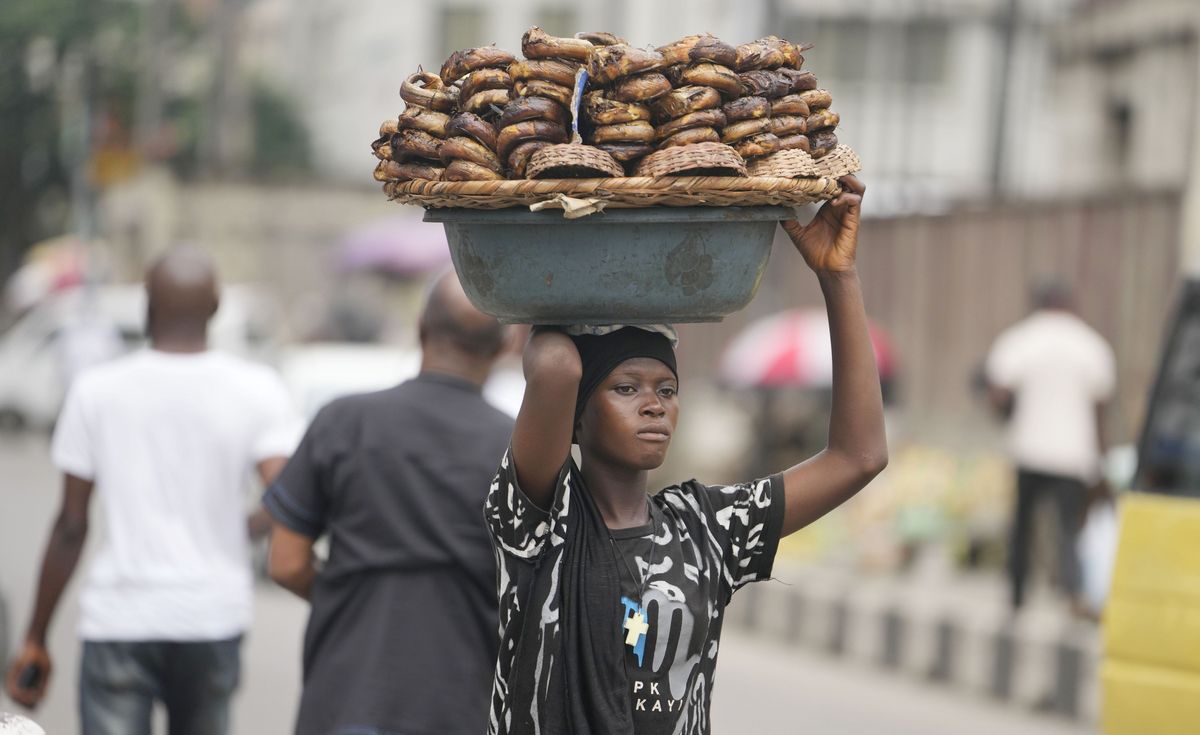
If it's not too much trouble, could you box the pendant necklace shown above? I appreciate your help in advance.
[611,504,657,668]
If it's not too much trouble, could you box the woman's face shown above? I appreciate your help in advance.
[577,357,679,471]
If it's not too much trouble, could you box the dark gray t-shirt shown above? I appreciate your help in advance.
[265,372,513,735]
[485,449,785,734]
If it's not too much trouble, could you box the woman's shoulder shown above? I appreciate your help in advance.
[654,477,704,497]
[655,475,769,499]
[652,478,713,515]
[654,475,779,516]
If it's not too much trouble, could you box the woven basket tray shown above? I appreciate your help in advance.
[747,144,861,179]
[386,144,861,209]
[386,176,842,208]
[633,142,747,178]
[527,144,624,179]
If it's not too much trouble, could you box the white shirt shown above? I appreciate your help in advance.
[52,349,297,641]
[986,311,1116,482]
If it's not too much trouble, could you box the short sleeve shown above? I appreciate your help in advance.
[1091,339,1117,402]
[51,380,95,480]
[484,447,567,560]
[263,414,329,539]
[250,371,301,461]
[700,474,785,593]
[985,331,1020,390]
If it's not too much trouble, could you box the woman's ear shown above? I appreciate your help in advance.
[573,410,589,446]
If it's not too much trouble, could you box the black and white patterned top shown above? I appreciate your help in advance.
[485,448,785,735]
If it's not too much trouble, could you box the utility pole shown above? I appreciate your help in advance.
[989,0,1020,198]
[1181,11,1200,277]
[764,0,781,34]
[199,0,248,176]
[64,0,98,244]
[134,0,171,157]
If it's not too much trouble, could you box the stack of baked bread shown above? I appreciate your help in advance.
[374,27,842,183]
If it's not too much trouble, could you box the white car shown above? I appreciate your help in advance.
[278,342,421,422]
[278,342,525,423]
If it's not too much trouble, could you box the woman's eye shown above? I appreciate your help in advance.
[615,385,636,395]
[659,387,677,398]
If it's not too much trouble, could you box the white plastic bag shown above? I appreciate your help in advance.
[1077,501,1120,615]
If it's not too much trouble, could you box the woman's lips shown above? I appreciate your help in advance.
[636,427,672,442]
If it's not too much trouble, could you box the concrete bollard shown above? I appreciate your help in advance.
[785,590,806,646]
[989,625,1018,700]
[928,617,958,683]
[881,607,905,670]
[826,598,849,656]
[1051,639,1084,717]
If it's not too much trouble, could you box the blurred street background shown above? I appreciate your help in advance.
[0,435,1091,733]
[4,0,1200,732]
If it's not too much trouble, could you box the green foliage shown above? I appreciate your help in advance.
[0,0,90,39]
[0,0,135,274]
[0,1,83,274]
[0,0,313,275]
[251,80,312,179]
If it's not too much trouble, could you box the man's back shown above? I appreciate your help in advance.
[52,348,295,641]
[266,372,513,735]
[986,311,1115,480]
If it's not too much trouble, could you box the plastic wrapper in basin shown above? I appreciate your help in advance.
[424,206,790,324]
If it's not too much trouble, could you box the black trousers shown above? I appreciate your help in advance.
[1008,469,1086,610]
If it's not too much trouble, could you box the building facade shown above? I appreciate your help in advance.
[245,0,1082,214]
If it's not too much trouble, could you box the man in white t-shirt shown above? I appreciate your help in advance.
[985,281,1116,612]
[4,247,296,734]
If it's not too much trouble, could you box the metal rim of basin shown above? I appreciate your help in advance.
[423,205,796,225]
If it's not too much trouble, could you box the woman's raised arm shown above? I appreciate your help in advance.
[511,328,582,510]
[776,176,889,536]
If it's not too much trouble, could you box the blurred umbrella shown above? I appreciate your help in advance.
[719,308,896,388]
[4,235,90,311]
[335,216,451,277]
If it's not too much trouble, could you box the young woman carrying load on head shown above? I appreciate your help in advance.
[485,176,886,735]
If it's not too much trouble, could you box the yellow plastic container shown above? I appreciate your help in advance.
[1102,493,1200,734]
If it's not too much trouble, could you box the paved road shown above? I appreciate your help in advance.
[0,435,1093,733]
[0,434,308,733]
[712,630,1092,734]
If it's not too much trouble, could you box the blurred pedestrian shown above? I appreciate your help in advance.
[985,281,1116,612]
[264,271,513,735]
[3,246,297,733]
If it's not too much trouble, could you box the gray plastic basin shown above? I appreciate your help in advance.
[424,206,790,324]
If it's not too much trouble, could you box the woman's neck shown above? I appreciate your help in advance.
[580,458,651,530]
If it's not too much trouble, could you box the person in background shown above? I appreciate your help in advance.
[264,271,513,735]
[4,246,297,734]
[985,281,1116,612]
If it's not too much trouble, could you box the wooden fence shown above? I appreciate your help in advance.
[677,190,1184,449]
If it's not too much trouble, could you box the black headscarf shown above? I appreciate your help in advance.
[571,327,679,425]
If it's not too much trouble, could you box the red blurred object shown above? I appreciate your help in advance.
[5,236,89,311]
[719,308,896,388]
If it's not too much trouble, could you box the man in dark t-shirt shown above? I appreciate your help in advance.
[263,272,514,735]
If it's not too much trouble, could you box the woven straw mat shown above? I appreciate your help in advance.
[527,144,624,179]
[633,142,747,178]
[747,145,862,179]
[385,145,861,209]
